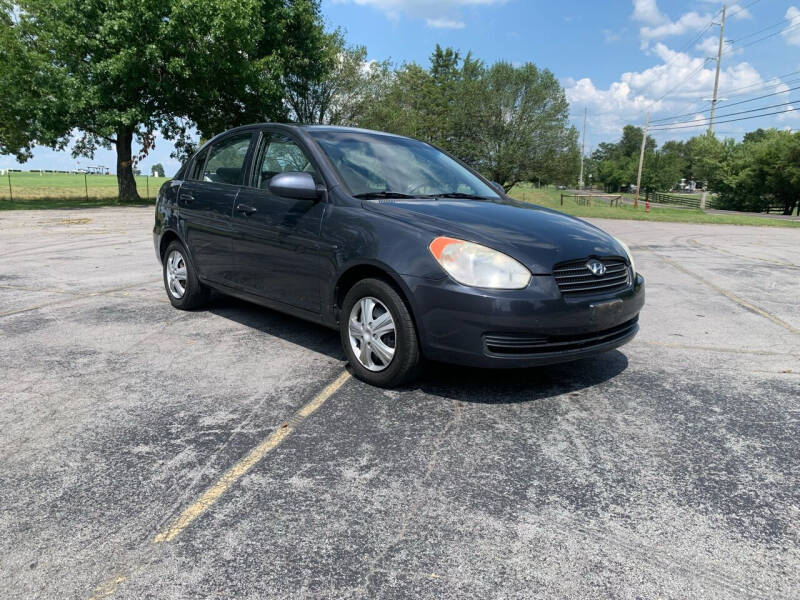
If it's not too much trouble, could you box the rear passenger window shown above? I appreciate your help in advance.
[253,134,316,189]
[202,133,253,185]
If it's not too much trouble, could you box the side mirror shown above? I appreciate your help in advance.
[490,181,506,195]
[269,172,321,200]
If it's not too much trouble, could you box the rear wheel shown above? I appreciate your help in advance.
[340,278,421,387]
[162,240,210,310]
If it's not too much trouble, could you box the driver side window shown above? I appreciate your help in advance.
[253,133,316,189]
[202,133,253,185]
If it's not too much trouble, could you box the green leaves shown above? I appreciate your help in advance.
[0,0,327,200]
[715,129,800,214]
[354,47,577,191]
[592,125,800,215]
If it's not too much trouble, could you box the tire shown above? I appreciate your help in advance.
[162,240,211,310]
[340,278,421,387]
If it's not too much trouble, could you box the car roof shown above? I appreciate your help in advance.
[297,125,409,139]
[216,123,411,140]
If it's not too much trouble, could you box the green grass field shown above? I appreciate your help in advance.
[1,173,797,226]
[0,171,167,209]
[510,185,800,228]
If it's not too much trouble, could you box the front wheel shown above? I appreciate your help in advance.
[162,240,210,310]
[340,278,421,387]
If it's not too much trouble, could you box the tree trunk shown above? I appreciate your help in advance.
[115,126,140,203]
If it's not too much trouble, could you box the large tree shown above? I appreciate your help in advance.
[591,125,662,192]
[714,129,800,214]
[284,30,391,126]
[357,46,577,191]
[0,0,326,201]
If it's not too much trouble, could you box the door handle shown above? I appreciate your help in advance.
[236,203,258,215]
[179,192,194,203]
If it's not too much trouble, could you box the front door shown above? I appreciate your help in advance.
[231,132,325,312]
[178,132,255,284]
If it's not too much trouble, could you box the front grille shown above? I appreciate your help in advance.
[484,318,638,355]
[553,257,631,295]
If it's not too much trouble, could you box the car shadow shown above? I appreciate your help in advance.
[206,294,343,360]
[206,293,630,404]
[414,351,629,404]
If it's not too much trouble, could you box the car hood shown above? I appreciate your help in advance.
[363,197,627,274]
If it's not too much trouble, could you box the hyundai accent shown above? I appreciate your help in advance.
[154,124,644,387]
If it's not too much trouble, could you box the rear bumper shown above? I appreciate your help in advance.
[402,272,645,368]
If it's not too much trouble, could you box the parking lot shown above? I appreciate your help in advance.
[1,206,798,599]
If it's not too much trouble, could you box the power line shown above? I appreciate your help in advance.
[653,59,713,104]
[721,71,800,98]
[652,83,800,125]
[648,5,795,127]
[726,0,762,20]
[650,99,798,129]
[712,83,800,109]
[643,6,725,106]
[650,106,798,131]
[728,13,800,44]
[724,21,800,55]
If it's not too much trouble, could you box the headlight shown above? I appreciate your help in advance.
[429,237,531,289]
[613,236,636,275]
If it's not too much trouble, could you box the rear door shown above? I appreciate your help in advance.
[178,132,255,284]
[230,130,325,311]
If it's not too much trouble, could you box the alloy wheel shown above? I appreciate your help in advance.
[348,296,396,371]
[165,249,187,299]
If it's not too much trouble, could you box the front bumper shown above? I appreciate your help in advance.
[402,272,645,368]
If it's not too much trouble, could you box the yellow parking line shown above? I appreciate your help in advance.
[153,370,351,543]
[88,574,127,599]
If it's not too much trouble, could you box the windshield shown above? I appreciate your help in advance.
[308,129,500,199]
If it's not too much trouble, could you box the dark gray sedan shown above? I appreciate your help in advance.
[154,124,644,386]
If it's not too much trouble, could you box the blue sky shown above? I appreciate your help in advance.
[3,0,798,175]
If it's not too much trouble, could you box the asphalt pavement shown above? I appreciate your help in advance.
[1,207,798,599]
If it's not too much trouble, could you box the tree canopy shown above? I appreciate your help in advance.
[353,46,579,191]
[283,30,392,126]
[0,0,327,200]
[589,124,800,215]
[710,129,800,214]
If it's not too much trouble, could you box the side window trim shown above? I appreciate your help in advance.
[247,131,268,188]
[245,129,321,190]
[189,147,210,182]
[199,131,256,187]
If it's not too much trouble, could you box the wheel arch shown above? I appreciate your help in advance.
[158,229,184,262]
[332,262,420,331]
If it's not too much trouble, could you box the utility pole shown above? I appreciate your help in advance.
[578,107,587,189]
[634,112,649,210]
[709,4,726,135]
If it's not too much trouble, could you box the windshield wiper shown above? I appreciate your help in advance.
[353,191,421,199]
[434,192,494,200]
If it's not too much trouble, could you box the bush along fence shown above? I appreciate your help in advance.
[642,191,797,214]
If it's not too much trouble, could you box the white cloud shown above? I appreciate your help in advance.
[633,1,752,47]
[696,35,741,57]
[565,42,765,135]
[426,17,465,29]
[783,7,800,46]
[632,0,666,26]
[729,4,754,20]
[695,36,719,56]
[334,0,507,28]
[641,11,714,43]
